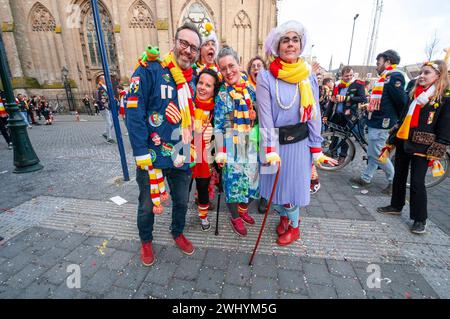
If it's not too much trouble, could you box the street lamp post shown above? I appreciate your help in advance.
[61,66,75,112]
[0,30,43,173]
[347,13,359,65]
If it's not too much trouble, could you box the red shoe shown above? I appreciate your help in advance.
[230,217,247,237]
[276,216,290,236]
[140,242,155,267]
[174,234,195,255]
[240,212,255,225]
[277,226,300,246]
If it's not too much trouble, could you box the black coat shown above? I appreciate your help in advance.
[396,91,450,158]
[367,71,408,130]
[324,80,367,120]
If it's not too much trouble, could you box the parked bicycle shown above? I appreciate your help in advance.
[319,110,449,188]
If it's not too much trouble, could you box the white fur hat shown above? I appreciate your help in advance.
[264,20,308,58]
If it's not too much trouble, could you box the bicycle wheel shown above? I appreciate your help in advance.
[319,131,355,171]
[406,153,450,188]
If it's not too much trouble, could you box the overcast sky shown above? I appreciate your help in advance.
[278,0,450,69]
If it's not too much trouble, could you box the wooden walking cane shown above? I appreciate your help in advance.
[249,162,281,266]
[215,167,223,236]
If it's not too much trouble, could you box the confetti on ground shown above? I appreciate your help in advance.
[97,240,109,255]
[405,292,411,299]
[351,185,360,189]
[361,190,369,194]
[0,171,8,174]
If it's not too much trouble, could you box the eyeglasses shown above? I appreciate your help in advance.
[280,36,301,45]
[251,63,264,71]
[220,63,239,74]
[177,38,199,54]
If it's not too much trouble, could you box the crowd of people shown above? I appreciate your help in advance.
[0,91,56,150]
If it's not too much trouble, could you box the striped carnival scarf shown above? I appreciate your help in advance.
[269,57,317,122]
[368,64,397,112]
[0,99,7,118]
[194,97,214,133]
[161,51,195,144]
[227,77,253,144]
[148,166,169,215]
[397,85,436,140]
[333,80,352,97]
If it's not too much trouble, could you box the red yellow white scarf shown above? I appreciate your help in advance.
[397,85,436,140]
[161,51,195,144]
[333,80,352,97]
[368,64,397,112]
[269,57,316,122]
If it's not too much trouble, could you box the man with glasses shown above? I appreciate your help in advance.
[126,23,201,267]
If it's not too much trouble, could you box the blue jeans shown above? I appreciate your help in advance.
[361,127,394,183]
[136,167,191,242]
[20,112,30,126]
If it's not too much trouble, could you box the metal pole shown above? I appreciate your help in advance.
[0,30,43,173]
[90,0,129,181]
[348,14,359,65]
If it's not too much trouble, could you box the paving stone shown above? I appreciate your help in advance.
[5,264,48,289]
[303,262,333,286]
[300,256,327,265]
[252,264,278,279]
[332,275,367,299]
[222,284,250,299]
[144,262,177,286]
[0,286,24,299]
[56,233,89,251]
[252,254,277,267]
[203,249,230,270]
[134,282,168,299]
[103,286,135,299]
[36,247,69,267]
[174,258,202,281]
[50,282,90,299]
[43,262,74,286]
[326,259,358,278]
[166,279,195,299]
[276,254,302,271]
[2,250,36,275]
[195,267,225,294]
[192,291,220,299]
[228,251,252,266]
[83,267,120,295]
[225,263,252,287]
[159,246,185,264]
[279,291,309,299]
[64,245,98,264]
[114,264,149,291]
[307,284,338,299]
[250,277,278,299]
[83,236,113,247]
[106,250,134,271]
[107,239,141,253]
[0,240,30,259]
[18,281,57,299]
[187,247,207,261]
[278,269,307,294]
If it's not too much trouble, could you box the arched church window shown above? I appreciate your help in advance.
[181,1,213,35]
[31,2,56,32]
[233,10,251,29]
[83,5,117,69]
[128,0,155,29]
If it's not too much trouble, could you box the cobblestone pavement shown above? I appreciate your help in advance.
[0,115,448,299]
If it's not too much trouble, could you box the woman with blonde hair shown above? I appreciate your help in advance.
[377,60,450,234]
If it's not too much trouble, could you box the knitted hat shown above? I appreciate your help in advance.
[200,22,219,54]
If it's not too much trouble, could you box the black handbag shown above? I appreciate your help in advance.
[278,122,309,145]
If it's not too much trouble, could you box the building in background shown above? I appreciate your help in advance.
[0,0,277,99]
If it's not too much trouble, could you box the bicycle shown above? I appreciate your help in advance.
[318,110,449,188]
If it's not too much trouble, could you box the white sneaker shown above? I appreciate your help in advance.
[201,217,211,232]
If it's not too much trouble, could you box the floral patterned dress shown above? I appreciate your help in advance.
[214,83,260,203]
